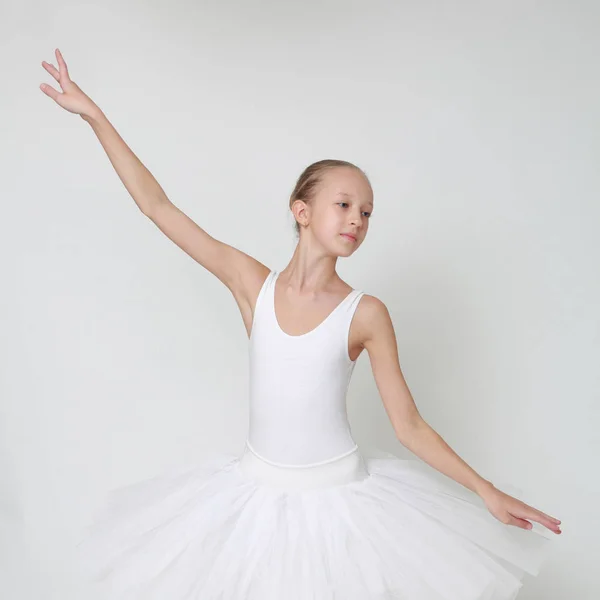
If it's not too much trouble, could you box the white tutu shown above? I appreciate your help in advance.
[75,445,553,600]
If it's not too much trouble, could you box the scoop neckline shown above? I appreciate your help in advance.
[272,270,356,339]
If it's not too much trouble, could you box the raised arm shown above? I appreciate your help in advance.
[40,49,268,320]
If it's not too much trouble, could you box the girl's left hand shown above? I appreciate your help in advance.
[480,486,562,534]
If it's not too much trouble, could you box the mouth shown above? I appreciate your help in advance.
[340,233,357,242]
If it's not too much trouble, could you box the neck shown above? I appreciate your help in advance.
[279,242,341,294]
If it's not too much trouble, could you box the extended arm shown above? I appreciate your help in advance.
[360,296,561,534]
[40,48,268,312]
[360,296,492,496]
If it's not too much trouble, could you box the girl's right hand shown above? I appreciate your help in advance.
[40,48,100,120]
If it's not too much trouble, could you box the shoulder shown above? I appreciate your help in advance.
[356,293,388,316]
[354,294,395,345]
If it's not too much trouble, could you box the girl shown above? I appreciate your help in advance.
[41,49,561,599]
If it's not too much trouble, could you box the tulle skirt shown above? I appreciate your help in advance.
[75,443,554,599]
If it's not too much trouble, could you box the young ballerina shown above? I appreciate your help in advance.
[41,49,561,599]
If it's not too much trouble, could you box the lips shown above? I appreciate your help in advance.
[340,233,357,242]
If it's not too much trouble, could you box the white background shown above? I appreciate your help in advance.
[2,1,598,598]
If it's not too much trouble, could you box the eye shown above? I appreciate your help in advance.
[337,202,371,218]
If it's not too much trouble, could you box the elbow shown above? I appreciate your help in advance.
[393,412,427,442]
[141,196,169,218]
[140,201,158,218]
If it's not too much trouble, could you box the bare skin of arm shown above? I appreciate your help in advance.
[40,49,270,333]
[357,295,561,533]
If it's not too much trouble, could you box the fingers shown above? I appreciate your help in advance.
[512,517,533,530]
[527,506,561,529]
[39,82,61,102]
[518,510,562,533]
[537,513,561,528]
[40,49,70,97]
[533,514,562,533]
[538,510,561,524]
[42,61,60,82]
[55,48,70,80]
[500,512,532,530]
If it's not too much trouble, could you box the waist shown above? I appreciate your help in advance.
[238,441,369,490]
[246,413,358,467]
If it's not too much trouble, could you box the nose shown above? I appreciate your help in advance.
[350,210,363,228]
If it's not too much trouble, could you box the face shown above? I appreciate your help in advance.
[295,167,374,256]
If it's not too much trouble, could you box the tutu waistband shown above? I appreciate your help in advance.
[237,443,370,490]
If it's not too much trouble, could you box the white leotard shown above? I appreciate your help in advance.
[246,270,365,467]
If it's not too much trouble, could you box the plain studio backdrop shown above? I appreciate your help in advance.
[1,1,598,598]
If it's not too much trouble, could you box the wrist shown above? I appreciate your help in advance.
[474,479,496,498]
[81,106,105,125]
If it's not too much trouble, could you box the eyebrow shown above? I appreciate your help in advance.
[336,192,374,207]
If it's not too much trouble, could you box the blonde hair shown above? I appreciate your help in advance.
[288,159,370,236]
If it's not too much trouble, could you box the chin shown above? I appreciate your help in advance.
[336,239,360,256]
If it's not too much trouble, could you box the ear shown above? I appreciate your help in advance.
[291,199,310,228]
